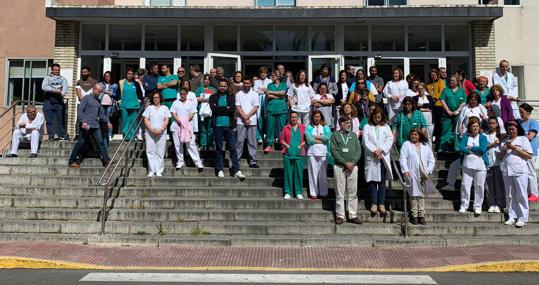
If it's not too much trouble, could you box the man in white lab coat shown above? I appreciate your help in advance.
[492,60,520,119]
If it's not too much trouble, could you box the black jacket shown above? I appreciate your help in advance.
[413,94,435,111]
[209,91,236,128]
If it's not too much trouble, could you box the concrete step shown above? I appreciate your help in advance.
[408,222,539,236]
[0,220,402,235]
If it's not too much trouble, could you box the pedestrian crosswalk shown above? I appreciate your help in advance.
[79,273,437,284]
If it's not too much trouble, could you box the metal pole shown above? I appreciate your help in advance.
[403,186,408,238]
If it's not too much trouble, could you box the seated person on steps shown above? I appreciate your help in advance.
[6,105,44,158]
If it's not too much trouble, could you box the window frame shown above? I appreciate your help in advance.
[4,58,54,107]
[365,0,408,6]
[255,0,296,7]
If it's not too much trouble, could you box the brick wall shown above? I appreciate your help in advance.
[54,21,80,138]
[472,21,497,78]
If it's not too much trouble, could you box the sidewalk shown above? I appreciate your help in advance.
[0,241,538,272]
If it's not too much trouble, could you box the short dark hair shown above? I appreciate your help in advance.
[81,66,91,72]
[368,107,388,126]
[338,115,351,125]
[219,79,229,86]
[402,96,417,114]
[151,91,164,104]
[51,63,61,69]
[125,67,135,77]
[149,62,159,69]
[467,92,481,105]
[520,103,534,114]
[289,111,299,118]
[505,120,525,136]
[190,64,201,73]
[179,88,189,94]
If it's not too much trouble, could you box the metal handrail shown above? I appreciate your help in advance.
[98,107,145,235]
[389,144,411,238]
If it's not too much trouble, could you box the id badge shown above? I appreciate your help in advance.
[343,148,349,153]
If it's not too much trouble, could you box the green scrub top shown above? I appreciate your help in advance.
[392,110,428,146]
[158,74,179,100]
[477,88,490,105]
[285,126,302,159]
[216,95,230,127]
[266,82,288,114]
[440,87,467,113]
[119,81,140,110]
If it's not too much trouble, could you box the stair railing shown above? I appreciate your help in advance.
[389,144,411,238]
[0,100,44,156]
[98,107,145,235]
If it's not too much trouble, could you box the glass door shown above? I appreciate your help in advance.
[205,53,242,78]
[308,55,345,83]
[370,58,406,82]
[409,58,444,82]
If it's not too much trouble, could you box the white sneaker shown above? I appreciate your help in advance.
[474,208,482,215]
[195,161,204,169]
[487,206,495,213]
[217,171,225,178]
[176,163,185,170]
[296,194,304,200]
[234,171,246,179]
[442,184,455,191]
[458,207,466,214]
[147,172,155,177]
[515,220,527,228]
[284,194,291,200]
[156,172,163,177]
[504,218,516,225]
[493,206,501,213]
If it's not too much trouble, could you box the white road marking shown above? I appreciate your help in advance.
[80,273,437,284]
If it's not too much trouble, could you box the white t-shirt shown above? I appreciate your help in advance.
[235,89,260,126]
[254,78,272,95]
[170,99,197,132]
[143,105,171,131]
[463,135,486,171]
[340,83,349,100]
[288,83,315,113]
[307,125,327,157]
[500,136,533,176]
[487,132,501,167]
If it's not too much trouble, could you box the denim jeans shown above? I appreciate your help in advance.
[69,127,110,164]
[213,126,240,173]
[369,162,387,206]
[43,99,66,139]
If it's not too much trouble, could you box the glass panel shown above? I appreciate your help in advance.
[256,0,275,5]
[374,59,404,82]
[240,26,273,52]
[367,0,385,5]
[372,25,404,51]
[408,25,441,52]
[311,26,335,52]
[446,57,471,79]
[445,25,470,52]
[310,57,340,84]
[32,78,46,102]
[31,61,47,78]
[344,57,367,73]
[81,56,104,81]
[344,26,368,51]
[81,24,106,50]
[388,0,407,4]
[181,26,205,51]
[214,26,237,52]
[109,25,142,51]
[212,57,237,79]
[24,61,31,101]
[275,26,307,51]
[505,0,520,5]
[150,0,171,5]
[145,25,177,51]
[256,0,295,6]
[368,0,407,4]
[8,60,24,78]
[409,59,439,82]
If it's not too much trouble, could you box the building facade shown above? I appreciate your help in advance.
[1,0,537,138]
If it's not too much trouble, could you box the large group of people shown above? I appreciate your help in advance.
[6,59,538,228]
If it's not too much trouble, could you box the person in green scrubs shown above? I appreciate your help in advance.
[391,96,428,149]
[157,64,179,110]
[280,111,306,200]
[264,71,288,154]
[439,75,467,152]
[118,68,142,141]
[195,74,217,150]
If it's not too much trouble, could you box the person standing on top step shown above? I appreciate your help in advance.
[517,103,539,203]
[264,71,288,154]
[254,67,273,145]
[485,116,506,214]
[6,106,44,158]
[363,107,393,216]
[438,75,467,153]
[400,128,435,225]
[170,88,203,171]
[288,70,315,125]
[41,63,68,141]
[195,74,217,151]
[210,79,245,179]
[499,120,532,228]
[331,116,363,225]
[235,77,260,169]
[118,68,143,142]
[492,60,520,120]
[68,84,111,168]
[458,117,489,216]
[157,64,179,112]
[143,92,170,177]
[280,111,306,200]
[383,68,408,122]
[305,110,332,200]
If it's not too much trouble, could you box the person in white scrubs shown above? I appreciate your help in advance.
[288,70,315,125]
[485,116,505,213]
[382,68,408,122]
[499,120,532,228]
[170,88,203,170]
[143,92,171,177]
[7,106,44,158]
[400,128,435,225]
[235,77,260,168]
[305,110,332,199]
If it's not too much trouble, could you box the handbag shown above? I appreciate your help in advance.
[199,102,212,118]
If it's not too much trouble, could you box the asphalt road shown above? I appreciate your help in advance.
[0,270,538,285]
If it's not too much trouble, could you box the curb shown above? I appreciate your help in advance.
[1,256,539,272]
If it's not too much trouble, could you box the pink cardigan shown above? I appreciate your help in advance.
[280,124,306,156]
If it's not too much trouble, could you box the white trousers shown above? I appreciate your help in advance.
[460,167,486,210]
[527,156,539,196]
[145,132,167,175]
[171,131,201,166]
[11,129,40,154]
[297,111,310,126]
[334,165,358,219]
[447,159,461,186]
[307,155,328,197]
[503,174,529,223]
[422,111,434,149]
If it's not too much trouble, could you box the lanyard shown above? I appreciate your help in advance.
[340,131,351,146]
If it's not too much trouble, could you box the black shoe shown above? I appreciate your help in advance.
[249,163,260,168]
[6,153,18,158]
[28,153,37,158]
[102,160,110,167]
[335,217,344,225]
[54,137,60,141]
[73,135,79,141]
[349,217,363,225]
[418,217,426,225]
[411,217,419,225]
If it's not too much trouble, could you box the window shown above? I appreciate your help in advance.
[240,26,273,52]
[145,25,178,51]
[6,59,53,105]
[408,25,442,52]
[181,26,205,51]
[311,26,335,52]
[445,25,470,52]
[372,25,405,51]
[147,0,186,6]
[367,0,407,6]
[275,26,308,51]
[344,26,368,51]
[214,26,238,52]
[504,0,520,5]
[81,24,105,50]
[256,0,295,6]
[109,25,142,51]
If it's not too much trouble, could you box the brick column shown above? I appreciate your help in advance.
[471,21,497,78]
[53,21,79,139]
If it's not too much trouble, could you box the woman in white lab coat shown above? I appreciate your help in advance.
[499,120,532,228]
[143,92,171,177]
[399,128,436,225]
[383,68,408,122]
[362,107,393,215]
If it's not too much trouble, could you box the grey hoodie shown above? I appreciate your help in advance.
[41,73,68,103]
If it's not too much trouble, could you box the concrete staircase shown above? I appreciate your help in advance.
[0,140,538,247]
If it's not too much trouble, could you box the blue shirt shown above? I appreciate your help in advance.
[520,119,539,156]
[143,73,158,95]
